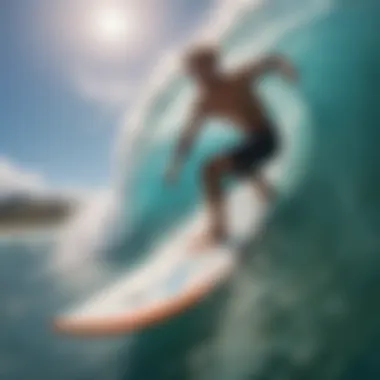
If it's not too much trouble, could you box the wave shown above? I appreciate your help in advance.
[53,0,380,379]
[193,2,380,380]
[109,0,324,255]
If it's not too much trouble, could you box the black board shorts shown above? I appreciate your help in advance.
[229,120,278,176]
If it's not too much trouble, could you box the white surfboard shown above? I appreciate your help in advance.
[53,184,266,336]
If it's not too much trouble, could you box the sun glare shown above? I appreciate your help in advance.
[90,6,134,47]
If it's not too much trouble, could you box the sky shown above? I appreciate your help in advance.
[0,0,219,198]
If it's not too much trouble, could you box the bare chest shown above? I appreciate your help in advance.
[203,82,255,120]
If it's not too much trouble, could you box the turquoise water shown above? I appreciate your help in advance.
[2,0,380,379]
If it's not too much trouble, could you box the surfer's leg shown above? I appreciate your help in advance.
[246,123,278,203]
[200,137,263,242]
[202,155,234,241]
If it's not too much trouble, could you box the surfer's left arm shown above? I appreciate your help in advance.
[165,101,206,183]
[238,54,297,82]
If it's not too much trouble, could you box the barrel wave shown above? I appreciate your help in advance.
[57,0,380,379]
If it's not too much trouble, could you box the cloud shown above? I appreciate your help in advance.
[0,156,98,202]
[0,157,47,198]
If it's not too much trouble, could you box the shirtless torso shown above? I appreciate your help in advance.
[199,72,266,133]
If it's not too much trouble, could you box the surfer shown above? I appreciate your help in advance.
[165,45,297,248]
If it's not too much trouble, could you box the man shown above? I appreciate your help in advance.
[165,45,297,249]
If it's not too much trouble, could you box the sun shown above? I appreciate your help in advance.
[89,5,135,48]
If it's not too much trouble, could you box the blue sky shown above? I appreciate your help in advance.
[0,0,217,196]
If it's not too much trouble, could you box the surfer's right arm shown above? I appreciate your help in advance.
[165,101,206,183]
[238,54,297,82]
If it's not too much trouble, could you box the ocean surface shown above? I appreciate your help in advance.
[2,0,380,379]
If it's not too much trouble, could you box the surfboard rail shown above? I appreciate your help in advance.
[53,259,233,336]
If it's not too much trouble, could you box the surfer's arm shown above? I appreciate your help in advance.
[238,54,297,82]
[165,102,206,182]
[177,103,206,160]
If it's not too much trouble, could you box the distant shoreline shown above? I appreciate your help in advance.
[0,196,77,240]
[0,223,64,240]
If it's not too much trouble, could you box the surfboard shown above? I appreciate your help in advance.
[53,184,265,336]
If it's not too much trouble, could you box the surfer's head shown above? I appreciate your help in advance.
[184,44,220,82]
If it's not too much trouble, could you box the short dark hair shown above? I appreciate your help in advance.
[184,44,219,68]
